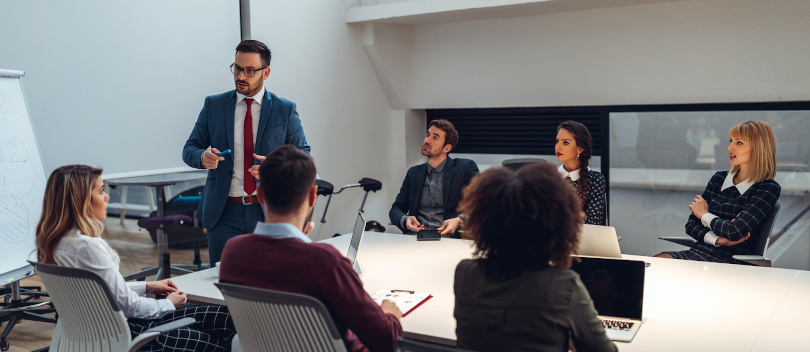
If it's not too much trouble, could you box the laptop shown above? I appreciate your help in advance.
[576,224,622,258]
[346,212,366,275]
[571,256,645,342]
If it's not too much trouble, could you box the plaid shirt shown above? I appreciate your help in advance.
[686,171,781,257]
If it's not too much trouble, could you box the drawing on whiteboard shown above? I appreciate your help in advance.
[0,89,38,244]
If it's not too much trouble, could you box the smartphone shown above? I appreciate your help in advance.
[417,229,441,241]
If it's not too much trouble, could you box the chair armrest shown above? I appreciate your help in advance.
[658,237,696,247]
[231,334,243,352]
[732,255,772,267]
[145,317,195,334]
[129,317,196,352]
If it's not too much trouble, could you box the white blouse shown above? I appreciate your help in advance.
[52,229,175,319]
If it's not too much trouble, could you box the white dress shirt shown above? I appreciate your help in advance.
[52,229,175,319]
[229,87,266,197]
[252,222,312,243]
[700,172,755,246]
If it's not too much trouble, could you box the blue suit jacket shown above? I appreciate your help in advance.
[389,157,479,236]
[182,90,310,229]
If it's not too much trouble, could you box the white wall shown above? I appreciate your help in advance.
[250,0,423,239]
[409,0,810,108]
[0,0,241,174]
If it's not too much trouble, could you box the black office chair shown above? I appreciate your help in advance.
[659,201,782,266]
[501,158,546,171]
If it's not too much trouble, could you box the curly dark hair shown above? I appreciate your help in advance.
[459,162,582,278]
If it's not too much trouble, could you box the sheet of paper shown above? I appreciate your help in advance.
[371,289,432,316]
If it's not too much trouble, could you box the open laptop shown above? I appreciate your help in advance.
[576,224,622,258]
[571,256,645,342]
[346,212,366,275]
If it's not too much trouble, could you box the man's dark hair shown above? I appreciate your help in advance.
[428,119,459,152]
[259,145,316,215]
[459,162,582,278]
[236,40,272,67]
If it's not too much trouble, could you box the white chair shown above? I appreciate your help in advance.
[30,261,194,352]
[215,282,347,352]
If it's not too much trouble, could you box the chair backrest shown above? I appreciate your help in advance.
[30,261,132,352]
[754,201,782,255]
[397,337,474,352]
[501,158,546,171]
[215,282,347,352]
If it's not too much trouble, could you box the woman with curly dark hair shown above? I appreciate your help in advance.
[453,162,616,352]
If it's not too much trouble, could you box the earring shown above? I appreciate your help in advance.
[577,154,580,157]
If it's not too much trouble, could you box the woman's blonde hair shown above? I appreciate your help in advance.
[729,120,777,183]
[36,165,104,264]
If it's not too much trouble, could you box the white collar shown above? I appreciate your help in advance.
[721,172,754,195]
[558,164,589,182]
[236,87,266,105]
[252,222,312,243]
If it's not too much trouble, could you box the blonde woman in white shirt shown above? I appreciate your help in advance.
[35,165,236,352]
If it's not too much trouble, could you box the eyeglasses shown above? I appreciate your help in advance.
[230,63,267,78]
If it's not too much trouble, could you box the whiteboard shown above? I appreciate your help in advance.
[0,70,46,285]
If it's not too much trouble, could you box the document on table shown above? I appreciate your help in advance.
[371,289,432,316]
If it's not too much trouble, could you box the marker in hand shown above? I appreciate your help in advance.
[217,149,232,157]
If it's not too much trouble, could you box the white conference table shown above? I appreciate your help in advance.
[172,232,809,351]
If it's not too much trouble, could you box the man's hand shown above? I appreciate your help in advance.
[405,216,424,232]
[166,291,187,308]
[716,233,751,247]
[202,148,225,169]
[380,299,403,320]
[688,195,709,219]
[249,153,266,180]
[437,217,462,236]
[146,279,179,295]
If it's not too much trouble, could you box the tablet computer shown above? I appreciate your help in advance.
[417,229,441,241]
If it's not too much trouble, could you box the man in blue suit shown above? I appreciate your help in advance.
[389,119,479,238]
[183,40,310,266]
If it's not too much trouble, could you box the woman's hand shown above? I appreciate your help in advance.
[146,279,179,295]
[689,195,710,218]
[166,291,187,308]
[380,299,403,320]
[716,233,751,247]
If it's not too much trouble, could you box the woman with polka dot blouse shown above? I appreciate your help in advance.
[555,121,607,225]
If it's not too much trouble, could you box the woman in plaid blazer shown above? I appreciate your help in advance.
[656,121,781,264]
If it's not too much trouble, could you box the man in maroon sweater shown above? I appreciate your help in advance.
[219,145,403,352]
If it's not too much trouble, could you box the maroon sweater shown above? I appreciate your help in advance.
[219,234,403,352]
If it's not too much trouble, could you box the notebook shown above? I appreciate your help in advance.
[370,289,432,317]
[346,212,365,275]
[576,224,622,258]
[571,256,645,342]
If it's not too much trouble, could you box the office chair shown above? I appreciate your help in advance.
[659,201,781,266]
[397,337,475,352]
[501,158,546,171]
[29,261,194,352]
[215,282,347,352]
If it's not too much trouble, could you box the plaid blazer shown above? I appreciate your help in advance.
[686,171,781,258]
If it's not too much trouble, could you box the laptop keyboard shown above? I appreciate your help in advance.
[601,319,634,331]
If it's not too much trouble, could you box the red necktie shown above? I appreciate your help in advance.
[243,98,256,196]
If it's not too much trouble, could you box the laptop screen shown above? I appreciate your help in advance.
[570,256,645,320]
[346,212,365,266]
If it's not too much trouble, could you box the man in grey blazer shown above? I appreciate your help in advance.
[183,40,310,266]
[389,119,479,238]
